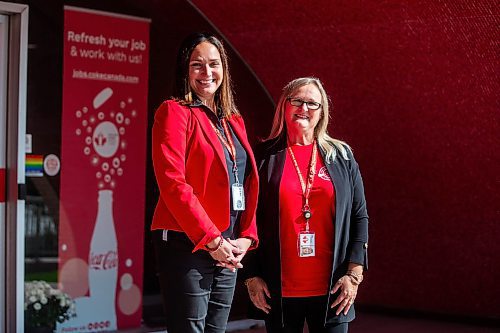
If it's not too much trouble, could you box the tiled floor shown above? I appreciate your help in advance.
[115,310,499,333]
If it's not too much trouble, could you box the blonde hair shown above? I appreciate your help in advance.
[266,77,350,162]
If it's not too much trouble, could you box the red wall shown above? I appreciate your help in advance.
[191,0,500,318]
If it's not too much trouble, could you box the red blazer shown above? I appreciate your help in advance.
[151,100,259,252]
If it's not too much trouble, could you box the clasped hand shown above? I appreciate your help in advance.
[209,237,252,272]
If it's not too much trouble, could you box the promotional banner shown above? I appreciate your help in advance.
[57,7,149,332]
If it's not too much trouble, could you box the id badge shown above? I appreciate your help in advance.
[298,231,315,257]
[231,183,245,211]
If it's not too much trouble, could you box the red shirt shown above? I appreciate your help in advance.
[279,143,335,297]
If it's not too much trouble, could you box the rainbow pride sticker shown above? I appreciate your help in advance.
[26,155,44,177]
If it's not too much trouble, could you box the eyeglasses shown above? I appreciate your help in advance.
[287,98,321,110]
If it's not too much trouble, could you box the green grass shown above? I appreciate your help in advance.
[25,270,58,282]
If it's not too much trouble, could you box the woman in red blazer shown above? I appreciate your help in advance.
[151,33,259,333]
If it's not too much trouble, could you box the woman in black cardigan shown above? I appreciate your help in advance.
[243,77,369,333]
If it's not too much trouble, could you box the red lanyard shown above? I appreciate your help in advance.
[210,118,240,183]
[287,141,317,227]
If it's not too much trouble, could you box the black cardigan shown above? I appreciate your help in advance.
[243,137,369,326]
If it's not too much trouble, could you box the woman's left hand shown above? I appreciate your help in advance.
[330,275,358,315]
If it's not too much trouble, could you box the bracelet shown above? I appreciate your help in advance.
[346,270,364,285]
[206,237,224,253]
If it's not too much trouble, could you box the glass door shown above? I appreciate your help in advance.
[0,2,28,332]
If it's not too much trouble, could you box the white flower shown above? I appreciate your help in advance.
[24,280,76,326]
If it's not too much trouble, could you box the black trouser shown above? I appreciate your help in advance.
[153,230,237,333]
[265,296,349,333]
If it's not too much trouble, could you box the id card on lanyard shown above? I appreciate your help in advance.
[288,141,318,257]
[231,183,245,210]
[211,118,245,211]
[298,230,315,257]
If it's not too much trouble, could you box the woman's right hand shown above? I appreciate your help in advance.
[245,277,271,314]
[208,237,243,271]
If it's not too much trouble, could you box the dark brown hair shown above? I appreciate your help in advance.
[173,32,239,117]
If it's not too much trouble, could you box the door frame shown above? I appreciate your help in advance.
[0,2,28,333]
[0,12,8,333]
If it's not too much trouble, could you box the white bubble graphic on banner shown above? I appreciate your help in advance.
[59,258,89,298]
[91,155,99,166]
[72,87,134,190]
[116,113,124,124]
[93,87,113,109]
[118,284,141,315]
[120,274,133,290]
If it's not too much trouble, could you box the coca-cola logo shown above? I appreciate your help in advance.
[89,250,118,270]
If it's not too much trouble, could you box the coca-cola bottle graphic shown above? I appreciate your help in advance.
[56,190,118,332]
[88,189,118,330]
[58,88,136,332]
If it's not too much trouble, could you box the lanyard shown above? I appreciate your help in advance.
[287,141,317,230]
[210,118,240,184]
